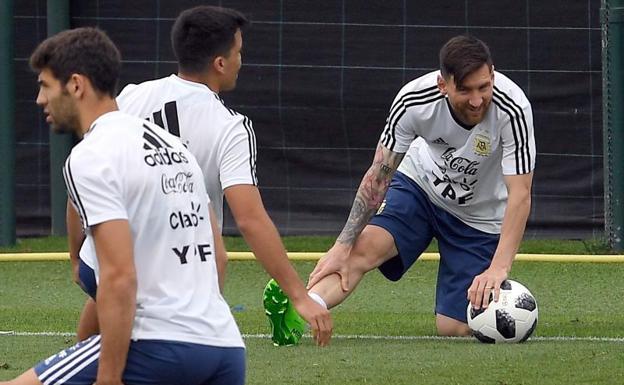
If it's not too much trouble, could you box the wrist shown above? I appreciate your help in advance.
[287,286,309,303]
[333,239,353,250]
[489,261,512,274]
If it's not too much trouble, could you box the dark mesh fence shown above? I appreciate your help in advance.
[13,0,604,239]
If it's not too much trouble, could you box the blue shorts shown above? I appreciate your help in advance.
[370,171,500,323]
[34,335,246,385]
[78,259,97,299]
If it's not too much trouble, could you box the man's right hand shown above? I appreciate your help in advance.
[307,243,352,292]
[292,296,333,347]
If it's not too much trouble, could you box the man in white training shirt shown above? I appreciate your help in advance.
[113,5,332,346]
[2,27,245,385]
[291,35,536,337]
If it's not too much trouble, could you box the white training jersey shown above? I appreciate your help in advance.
[65,111,244,348]
[380,70,535,234]
[116,74,258,229]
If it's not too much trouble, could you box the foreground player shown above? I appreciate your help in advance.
[70,5,331,347]
[2,27,245,385]
[267,35,535,339]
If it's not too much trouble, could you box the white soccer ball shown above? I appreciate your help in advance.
[467,279,538,343]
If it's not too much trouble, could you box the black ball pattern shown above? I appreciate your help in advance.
[472,330,496,344]
[515,293,537,311]
[518,319,538,343]
[469,292,493,319]
[495,309,516,339]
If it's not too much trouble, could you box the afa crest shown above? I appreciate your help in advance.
[473,134,491,156]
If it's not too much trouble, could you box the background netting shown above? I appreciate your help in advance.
[12,0,604,238]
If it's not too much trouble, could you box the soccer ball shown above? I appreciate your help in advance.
[467,279,538,343]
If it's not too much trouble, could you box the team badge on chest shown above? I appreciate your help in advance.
[473,134,491,156]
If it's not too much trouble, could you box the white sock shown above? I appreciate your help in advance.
[308,292,327,309]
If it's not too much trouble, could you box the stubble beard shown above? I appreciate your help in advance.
[50,97,81,135]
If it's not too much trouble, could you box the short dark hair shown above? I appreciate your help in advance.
[439,35,493,86]
[171,6,249,74]
[29,27,121,97]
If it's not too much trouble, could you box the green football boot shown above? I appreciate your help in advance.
[263,278,306,346]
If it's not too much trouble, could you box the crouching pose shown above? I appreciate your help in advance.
[266,35,535,340]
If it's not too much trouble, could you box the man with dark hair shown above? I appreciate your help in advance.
[66,5,331,347]
[4,27,246,385]
[171,6,248,76]
[29,27,121,99]
[268,35,536,339]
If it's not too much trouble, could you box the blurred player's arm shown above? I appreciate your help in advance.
[66,199,85,285]
[209,204,227,293]
[224,184,333,346]
[92,219,136,384]
[468,172,533,309]
[308,143,404,291]
[224,185,296,290]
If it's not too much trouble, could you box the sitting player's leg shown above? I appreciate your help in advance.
[77,298,99,341]
[2,336,245,385]
[0,369,40,385]
[434,210,500,336]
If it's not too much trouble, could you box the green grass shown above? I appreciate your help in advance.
[1,260,623,384]
[0,235,616,254]
[2,335,621,385]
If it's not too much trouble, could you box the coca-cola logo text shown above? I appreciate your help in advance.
[161,172,194,194]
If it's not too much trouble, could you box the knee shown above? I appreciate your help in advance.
[436,315,472,337]
[438,324,472,337]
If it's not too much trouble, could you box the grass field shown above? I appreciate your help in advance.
[1,246,623,384]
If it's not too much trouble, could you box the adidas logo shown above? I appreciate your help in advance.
[142,126,189,167]
[432,137,449,145]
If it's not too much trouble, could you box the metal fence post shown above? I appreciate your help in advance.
[0,0,15,246]
[602,0,624,251]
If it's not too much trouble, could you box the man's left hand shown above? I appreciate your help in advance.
[467,266,509,310]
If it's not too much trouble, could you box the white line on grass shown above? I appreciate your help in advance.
[1,331,623,343]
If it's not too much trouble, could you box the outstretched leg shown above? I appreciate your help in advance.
[262,224,399,346]
[77,297,99,341]
[0,369,42,385]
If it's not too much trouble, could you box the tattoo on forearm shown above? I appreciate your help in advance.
[337,145,404,245]
[337,196,368,244]
[380,164,393,175]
